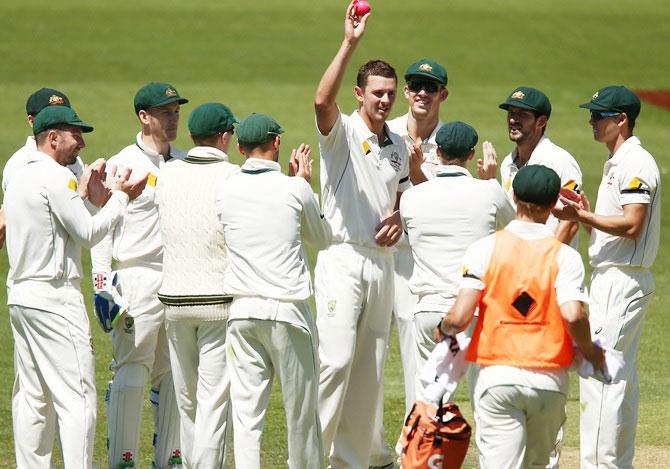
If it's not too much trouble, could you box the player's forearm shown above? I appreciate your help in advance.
[555,220,578,245]
[561,301,601,365]
[315,40,358,116]
[577,210,642,239]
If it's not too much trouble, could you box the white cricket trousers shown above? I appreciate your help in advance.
[166,316,231,468]
[108,265,180,469]
[580,266,655,469]
[476,384,566,469]
[369,248,417,467]
[226,302,322,469]
[315,244,394,468]
[10,287,96,468]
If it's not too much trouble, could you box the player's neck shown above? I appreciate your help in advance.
[141,133,171,157]
[407,112,438,142]
[514,134,543,166]
[358,109,386,141]
[606,132,630,156]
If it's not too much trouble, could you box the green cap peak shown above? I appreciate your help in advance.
[26,88,70,116]
[499,86,552,118]
[236,113,284,146]
[32,105,94,135]
[404,59,448,85]
[133,82,188,115]
[188,103,239,137]
[513,165,560,206]
[435,121,478,158]
[579,85,641,121]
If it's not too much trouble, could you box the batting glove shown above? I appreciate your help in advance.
[93,271,127,333]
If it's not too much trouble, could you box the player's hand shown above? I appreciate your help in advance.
[375,210,403,246]
[84,159,113,207]
[345,0,370,43]
[93,271,127,333]
[477,141,498,180]
[106,165,148,201]
[289,143,313,182]
[584,342,605,374]
[0,207,6,250]
[408,139,428,185]
[553,188,586,221]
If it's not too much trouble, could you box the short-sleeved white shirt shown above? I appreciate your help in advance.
[459,220,589,397]
[500,135,583,248]
[317,110,410,249]
[589,136,660,269]
[400,165,514,310]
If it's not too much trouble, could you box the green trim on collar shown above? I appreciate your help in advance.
[157,293,233,306]
[184,156,223,165]
[436,172,467,177]
[241,168,275,174]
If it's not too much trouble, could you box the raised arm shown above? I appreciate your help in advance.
[315,0,370,136]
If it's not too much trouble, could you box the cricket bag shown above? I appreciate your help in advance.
[397,399,471,469]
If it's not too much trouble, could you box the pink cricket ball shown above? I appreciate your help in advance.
[354,0,371,16]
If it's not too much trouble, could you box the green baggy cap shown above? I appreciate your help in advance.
[32,105,94,135]
[499,86,552,118]
[579,85,641,121]
[188,103,239,137]
[134,82,188,115]
[236,113,284,146]
[26,88,70,116]
[513,165,560,206]
[404,59,448,85]
[435,121,478,158]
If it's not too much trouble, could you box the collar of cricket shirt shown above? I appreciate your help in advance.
[607,136,641,165]
[435,164,471,178]
[184,146,229,164]
[135,132,177,161]
[240,157,280,174]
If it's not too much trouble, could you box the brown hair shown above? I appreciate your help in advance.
[356,60,397,88]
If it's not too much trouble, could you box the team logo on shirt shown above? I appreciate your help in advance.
[389,151,401,172]
[49,95,65,105]
[327,300,337,317]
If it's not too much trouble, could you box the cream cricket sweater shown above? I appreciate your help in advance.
[156,146,240,321]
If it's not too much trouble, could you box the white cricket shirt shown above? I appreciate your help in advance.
[217,158,331,305]
[459,220,589,397]
[5,151,128,310]
[2,136,84,193]
[317,110,410,249]
[500,135,583,247]
[91,133,184,272]
[400,165,514,311]
[387,113,443,178]
[589,136,660,269]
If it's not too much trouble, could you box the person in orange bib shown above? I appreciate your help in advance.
[434,164,604,469]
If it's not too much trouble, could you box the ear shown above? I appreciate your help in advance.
[236,142,245,156]
[47,129,59,148]
[440,87,449,103]
[536,114,548,130]
[273,135,281,150]
[403,84,411,100]
[27,115,35,127]
[138,110,151,126]
[354,86,365,104]
[467,148,475,161]
[618,112,629,130]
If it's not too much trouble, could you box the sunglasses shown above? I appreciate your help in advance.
[590,111,620,121]
[407,80,441,94]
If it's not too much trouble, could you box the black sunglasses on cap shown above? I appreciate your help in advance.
[407,80,441,94]
[590,110,620,121]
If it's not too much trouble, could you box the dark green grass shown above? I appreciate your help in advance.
[1,0,669,467]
